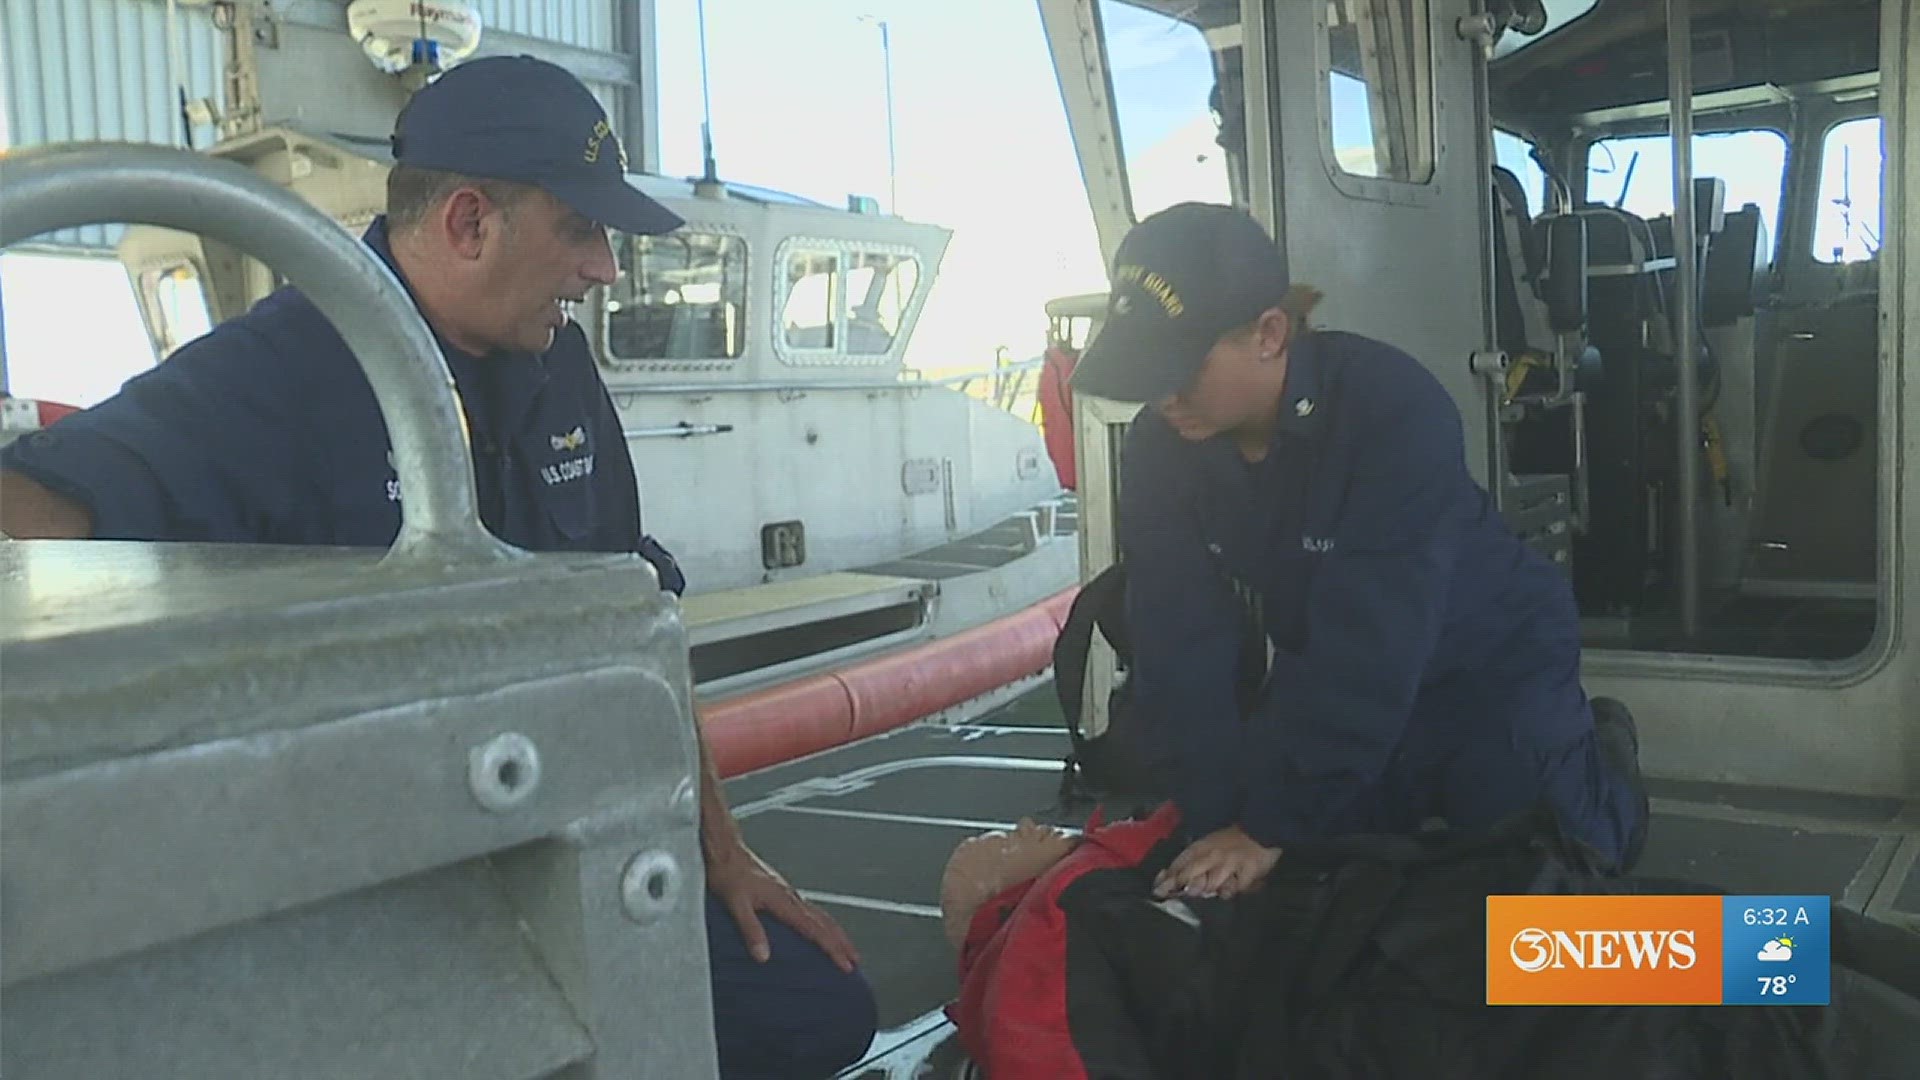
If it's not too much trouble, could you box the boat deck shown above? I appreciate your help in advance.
[716,687,1920,1078]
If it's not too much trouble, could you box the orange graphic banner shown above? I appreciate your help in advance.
[1487,895,1725,1004]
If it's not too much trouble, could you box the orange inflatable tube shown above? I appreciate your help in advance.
[701,587,1078,778]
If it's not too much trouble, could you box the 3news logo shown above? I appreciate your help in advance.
[1486,894,1830,1005]
[1506,924,1700,973]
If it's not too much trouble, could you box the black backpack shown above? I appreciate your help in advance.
[1052,559,1269,813]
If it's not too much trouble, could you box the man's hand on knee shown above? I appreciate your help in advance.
[707,842,861,974]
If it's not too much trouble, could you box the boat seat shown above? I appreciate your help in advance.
[1491,164,1554,359]
[1534,201,1670,610]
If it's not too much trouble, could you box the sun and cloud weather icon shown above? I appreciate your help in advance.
[1757,937,1795,962]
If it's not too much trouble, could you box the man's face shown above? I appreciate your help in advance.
[1156,309,1291,442]
[468,190,619,355]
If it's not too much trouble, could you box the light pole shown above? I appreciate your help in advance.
[858,15,898,215]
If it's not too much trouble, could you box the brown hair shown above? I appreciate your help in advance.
[384,165,533,236]
[1223,283,1326,343]
[1277,283,1325,330]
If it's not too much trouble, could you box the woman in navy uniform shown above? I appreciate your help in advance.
[1068,203,1648,900]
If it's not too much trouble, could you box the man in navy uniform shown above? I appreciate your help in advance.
[0,56,876,1079]
[1068,203,1649,900]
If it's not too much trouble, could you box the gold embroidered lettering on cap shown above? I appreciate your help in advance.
[583,118,620,165]
[1112,264,1185,318]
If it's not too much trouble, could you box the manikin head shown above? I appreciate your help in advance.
[939,818,1080,951]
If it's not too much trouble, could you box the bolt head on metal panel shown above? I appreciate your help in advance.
[468,732,542,812]
[621,850,684,923]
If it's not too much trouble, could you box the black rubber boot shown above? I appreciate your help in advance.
[1591,695,1650,874]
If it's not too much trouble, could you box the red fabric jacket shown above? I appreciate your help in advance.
[948,803,1181,1078]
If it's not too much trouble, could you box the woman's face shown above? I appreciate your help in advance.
[1156,308,1292,442]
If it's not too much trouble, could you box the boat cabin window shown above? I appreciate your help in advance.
[606,230,747,362]
[1324,0,1436,185]
[1050,313,1096,353]
[844,252,919,356]
[1098,0,1239,217]
[1811,116,1883,264]
[1,251,156,407]
[1493,129,1548,216]
[776,247,923,360]
[1584,129,1789,260]
[782,251,840,351]
[138,262,213,360]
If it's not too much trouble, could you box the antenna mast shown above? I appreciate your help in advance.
[696,0,719,185]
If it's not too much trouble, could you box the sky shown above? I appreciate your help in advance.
[651,0,1111,377]
[1099,2,1234,217]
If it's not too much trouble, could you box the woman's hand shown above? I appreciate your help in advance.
[1153,825,1281,899]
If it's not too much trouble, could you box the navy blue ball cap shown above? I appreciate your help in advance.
[391,55,683,235]
[1070,203,1290,403]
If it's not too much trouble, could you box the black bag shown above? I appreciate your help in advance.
[1053,807,1920,1079]
[1052,559,1268,813]
[1052,560,1163,812]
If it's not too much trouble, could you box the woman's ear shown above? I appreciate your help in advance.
[1256,307,1293,360]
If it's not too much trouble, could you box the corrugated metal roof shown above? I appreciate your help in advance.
[477,0,616,52]
[2,0,226,250]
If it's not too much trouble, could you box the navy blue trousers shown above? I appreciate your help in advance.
[706,894,878,1080]
[1365,608,1646,869]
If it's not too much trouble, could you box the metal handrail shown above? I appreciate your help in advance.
[929,356,1047,386]
[608,356,1048,398]
[0,142,514,566]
